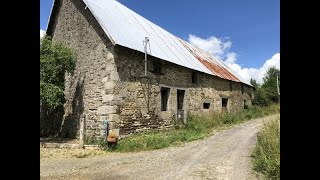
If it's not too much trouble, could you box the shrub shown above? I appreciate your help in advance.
[253,88,271,106]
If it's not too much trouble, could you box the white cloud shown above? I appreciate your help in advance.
[187,34,280,85]
[40,29,46,39]
[187,35,232,58]
[226,53,280,84]
[225,52,237,64]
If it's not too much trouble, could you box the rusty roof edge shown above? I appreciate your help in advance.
[215,58,252,86]
[178,38,252,87]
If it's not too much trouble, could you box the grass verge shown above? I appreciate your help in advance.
[251,116,280,180]
[115,104,280,152]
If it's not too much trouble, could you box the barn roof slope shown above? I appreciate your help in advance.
[49,0,252,86]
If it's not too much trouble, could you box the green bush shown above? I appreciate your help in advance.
[85,136,105,147]
[253,88,271,106]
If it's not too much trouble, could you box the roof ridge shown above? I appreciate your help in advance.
[48,0,252,86]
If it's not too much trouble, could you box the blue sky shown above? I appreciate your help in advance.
[40,0,280,84]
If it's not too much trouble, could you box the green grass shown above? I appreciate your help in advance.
[115,104,280,152]
[85,136,107,149]
[252,116,280,180]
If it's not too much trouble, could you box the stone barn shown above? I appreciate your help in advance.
[46,0,254,140]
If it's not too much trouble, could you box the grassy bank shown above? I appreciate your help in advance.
[252,116,280,180]
[115,104,279,152]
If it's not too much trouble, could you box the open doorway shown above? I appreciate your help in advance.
[161,87,170,111]
[222,98,228,112]
[177,89,185,124]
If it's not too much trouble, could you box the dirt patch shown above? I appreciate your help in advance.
[41,114,279,179]
[40,137,79,144]
[40,147,110,159]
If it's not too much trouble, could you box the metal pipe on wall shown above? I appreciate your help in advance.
[144,37,149,77]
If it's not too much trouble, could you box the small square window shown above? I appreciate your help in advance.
[154,62,162,74]
[148,61,164,75]
[203,103,210,109]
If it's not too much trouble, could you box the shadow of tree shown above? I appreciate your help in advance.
[59,77,85,138]
[40,103,64,137]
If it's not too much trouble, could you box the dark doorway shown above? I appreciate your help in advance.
[222,98,228,112]
[244,100,248,109]
[161,87,170,111]
[177,90,185,110]
[177,89,185,124]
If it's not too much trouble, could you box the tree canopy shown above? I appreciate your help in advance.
[252,66,280,106]
[40,36,76,109]
[250,78,259,89]
[262,67,280,103]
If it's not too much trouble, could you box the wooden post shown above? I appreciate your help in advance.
[79,115,86,147]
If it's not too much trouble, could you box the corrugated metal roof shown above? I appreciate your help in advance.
[81,0,251,86]
[179,39,241,82]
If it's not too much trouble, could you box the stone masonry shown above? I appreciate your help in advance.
[50,0,117,139]
[48,0,254,140]
[114,46,253,135]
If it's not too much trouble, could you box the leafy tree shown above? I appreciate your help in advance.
[250,78,259,89]
[40,36,76,109]
[261,67,280,103]
[252,66,280,106]
[252,88,271,106]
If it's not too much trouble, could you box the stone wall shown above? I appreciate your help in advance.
[114,46,253,135]
[48,0,254,139]
[50,0,117,139]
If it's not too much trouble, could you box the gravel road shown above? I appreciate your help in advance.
[41,114,279,180]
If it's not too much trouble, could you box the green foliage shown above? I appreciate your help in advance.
[252,117,280,180]
[40,36,76,109]
[85,136,107,149]
[262,67,280,103]
[114,104,279,152]
[85,136,99,145]
[40,81,64,109]
[253,67,280,106]
[253,88,271,106]
[250,78,259,89]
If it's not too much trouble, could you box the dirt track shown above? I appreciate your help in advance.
[41,114,279,180]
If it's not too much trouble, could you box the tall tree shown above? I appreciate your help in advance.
[40,36,76,136]
[261,67,280,103]
[250,78,259,89]
[40,36,76,109]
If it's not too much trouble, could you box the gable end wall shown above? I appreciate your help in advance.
[49,0,119,139]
